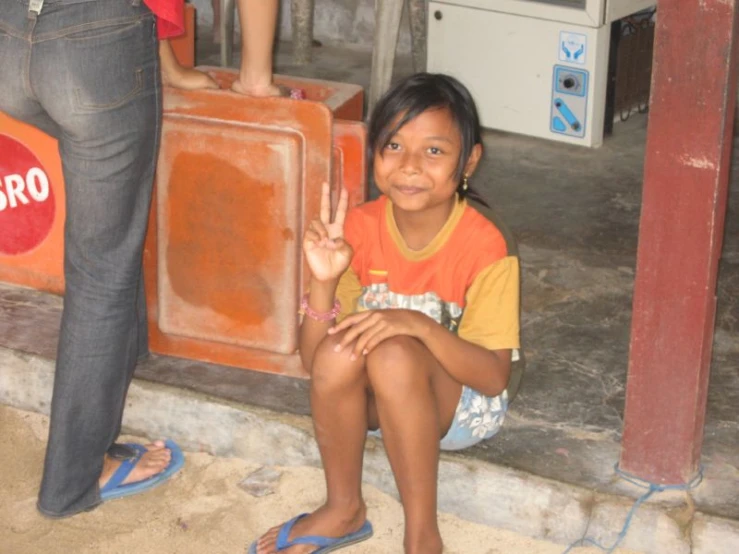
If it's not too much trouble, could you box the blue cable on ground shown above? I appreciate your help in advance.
[561,464,703,553]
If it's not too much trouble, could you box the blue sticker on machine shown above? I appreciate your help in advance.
[559,31,587,65]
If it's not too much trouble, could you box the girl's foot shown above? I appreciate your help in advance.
[253,503,367,554]
[98,441,171,488]
[231,79,284,98]
[162,67,219,91]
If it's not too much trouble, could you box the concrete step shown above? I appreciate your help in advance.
[1,282,737,554]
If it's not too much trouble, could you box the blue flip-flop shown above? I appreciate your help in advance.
[99,439,184,501]
[247,513,373,553]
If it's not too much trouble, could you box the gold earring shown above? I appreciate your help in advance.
[462,175,469,191]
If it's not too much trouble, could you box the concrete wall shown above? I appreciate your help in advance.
[190,0,413,53]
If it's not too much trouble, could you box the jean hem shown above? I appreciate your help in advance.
[36,498,102,519]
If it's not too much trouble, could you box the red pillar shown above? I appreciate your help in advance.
[620,0,739,485]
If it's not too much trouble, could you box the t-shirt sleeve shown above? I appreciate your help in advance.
[334,207,364,321]
[335,267,362,322]
[458,256,520,351]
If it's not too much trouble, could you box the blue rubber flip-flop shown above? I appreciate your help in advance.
[99,439,184,502]
[247,513,373,554]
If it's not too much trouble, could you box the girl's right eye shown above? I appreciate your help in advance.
[385,142,400,151]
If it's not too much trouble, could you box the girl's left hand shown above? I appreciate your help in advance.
[328,309,430,360]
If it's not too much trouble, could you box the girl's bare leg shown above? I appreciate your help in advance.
[159,40,218,90]
[231,0,282,97]
[366,336,462,554]
[252,333,461,554]
[254,332,371,554]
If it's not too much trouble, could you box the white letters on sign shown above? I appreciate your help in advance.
[0,168,50,211]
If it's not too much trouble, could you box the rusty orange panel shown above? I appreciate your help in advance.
[0,113,65,294]
[169,4,196,69]
[144,81,367,377]
[332,120,367,210]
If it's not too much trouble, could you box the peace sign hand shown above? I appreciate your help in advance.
[303,182,353,283]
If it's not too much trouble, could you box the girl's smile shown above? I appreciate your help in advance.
[393,185,427,195]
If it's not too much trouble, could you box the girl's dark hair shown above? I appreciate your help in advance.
[368,73,487,204]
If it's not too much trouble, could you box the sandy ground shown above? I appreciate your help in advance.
[1,405,640,554]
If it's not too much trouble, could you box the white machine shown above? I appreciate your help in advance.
[426,0,655,147]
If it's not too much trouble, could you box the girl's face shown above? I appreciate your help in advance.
[373,107,481,215]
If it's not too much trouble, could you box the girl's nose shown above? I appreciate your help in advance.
[399,150,422,174]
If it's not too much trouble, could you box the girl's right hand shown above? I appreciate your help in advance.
[303,182,353,282]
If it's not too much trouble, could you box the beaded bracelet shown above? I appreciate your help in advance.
[299,294,341,322]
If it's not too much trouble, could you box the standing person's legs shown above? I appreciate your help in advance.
[212,0,222,43]
[0,0,168,518]
[231,0,281,97]
[159,39,218,90]
[0,2,60,138]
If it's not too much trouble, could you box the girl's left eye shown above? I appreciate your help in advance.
[428,147,442,155]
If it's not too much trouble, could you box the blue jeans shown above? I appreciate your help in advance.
[0,0,161,517]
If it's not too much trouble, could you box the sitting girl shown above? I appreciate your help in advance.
[250,73,520,554]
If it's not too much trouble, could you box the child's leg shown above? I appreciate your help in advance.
[253,331,373,554]
[159,40,218,90]
[212,0,222,43]
[365,336,461,554]
[231,0,281,97]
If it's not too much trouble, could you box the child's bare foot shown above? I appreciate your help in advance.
[98,441,171,489]
[162,67,219,91]
[231,79,284,98]
[253,503,367,554]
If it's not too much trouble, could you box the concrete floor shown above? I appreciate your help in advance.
[1,34,737,554]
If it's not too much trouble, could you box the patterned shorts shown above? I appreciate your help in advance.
[440,386,508,451]
[367,386,508,451]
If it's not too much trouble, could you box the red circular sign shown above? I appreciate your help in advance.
[0,134,56,255]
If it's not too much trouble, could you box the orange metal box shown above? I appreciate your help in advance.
[144,70,366,377]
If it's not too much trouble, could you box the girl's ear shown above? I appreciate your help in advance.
[463,143,483,177]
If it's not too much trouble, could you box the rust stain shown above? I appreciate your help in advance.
[165,151,278,326]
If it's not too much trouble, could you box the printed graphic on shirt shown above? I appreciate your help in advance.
[358,284,463,333]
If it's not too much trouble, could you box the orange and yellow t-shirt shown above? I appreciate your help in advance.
[336,196,520,353]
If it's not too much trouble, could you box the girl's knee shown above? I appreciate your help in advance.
[366,336,429,394]
[367,336,422,368]
[311,333,365,390]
